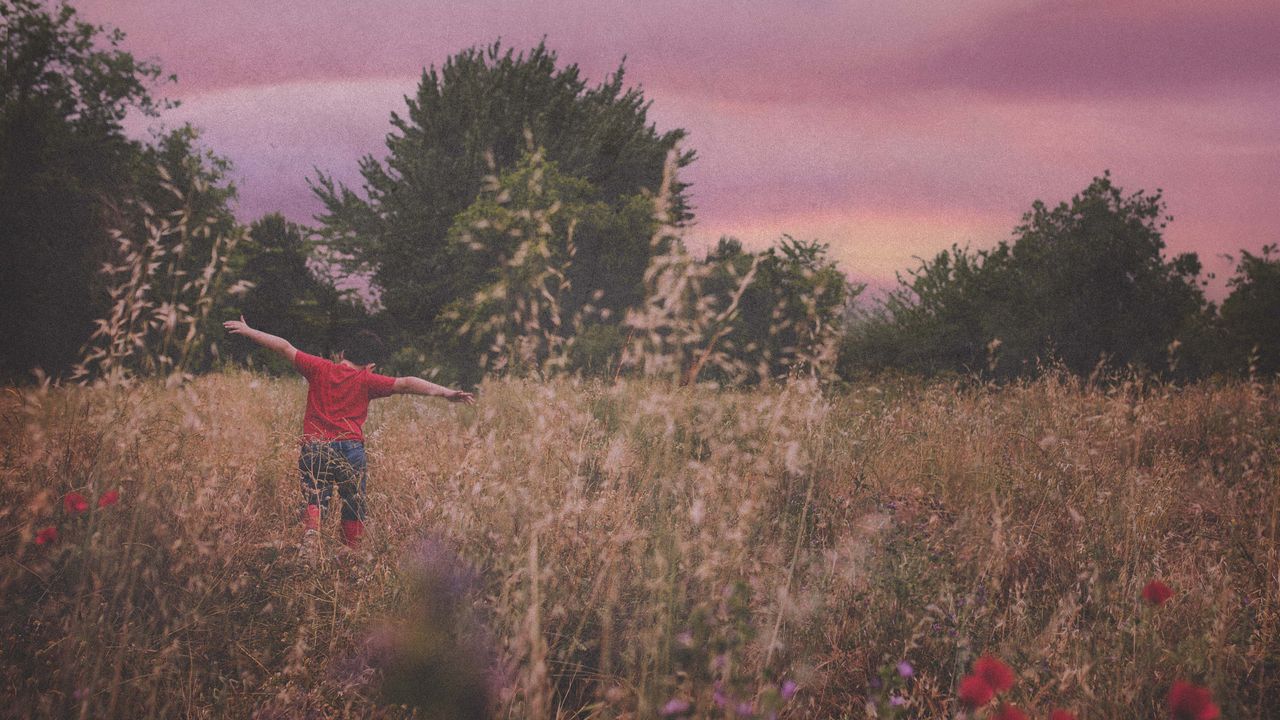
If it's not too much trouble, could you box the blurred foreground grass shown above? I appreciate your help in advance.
[1,372,1277,718]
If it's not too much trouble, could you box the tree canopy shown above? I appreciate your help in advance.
[840,173,1210,379]
[225,213,372,373]
[1220,244,1280,376]
[0,0,174,379]
[704,236,854,382]
[311,41,694,364]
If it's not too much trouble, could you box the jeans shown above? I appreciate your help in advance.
[299,440,367,522]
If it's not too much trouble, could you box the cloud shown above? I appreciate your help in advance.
[84,0,1278,300]
[877,0,1280,99]
[76,0,1014,101]
[126,79,415,221]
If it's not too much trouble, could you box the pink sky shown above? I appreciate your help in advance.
[80,0,1279,297]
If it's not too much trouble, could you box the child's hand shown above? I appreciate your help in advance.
[446,389,476,405]
[223,315,251,336]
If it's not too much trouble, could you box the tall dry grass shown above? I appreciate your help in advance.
[72,163,251,387]
[1,371,1276,718]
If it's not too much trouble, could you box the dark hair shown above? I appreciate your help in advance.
[338,329,387,367]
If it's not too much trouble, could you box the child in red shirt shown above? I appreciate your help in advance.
[224,316,474,549]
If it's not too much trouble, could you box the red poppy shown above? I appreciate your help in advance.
[63,492,89,515]
[974,654,1016,693]
[957,675,994,709]
[1143,579,1174,606]
[993,703,1027,720]
[1050,710,1078,720]
[35,526,58,545]
[97,490,120,508]
[1168,680,1219,720]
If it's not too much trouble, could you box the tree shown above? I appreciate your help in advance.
[228,213,372,373]
[840,243,1020,377]
[705,236,854,382]
[431,147,662,382]
[1220,244,1280,375]
[0,0,173,379]
[840,173,1209,379]
[1001,173,1206,374]
[73,137,247,384]
[311,41,693,353]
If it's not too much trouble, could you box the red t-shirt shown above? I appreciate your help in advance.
[293,351,397,442]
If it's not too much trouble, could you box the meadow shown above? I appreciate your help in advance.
[1,371,1276,718]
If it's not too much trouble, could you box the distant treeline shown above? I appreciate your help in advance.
[838,176,1279,381]
[2,0,1276,386]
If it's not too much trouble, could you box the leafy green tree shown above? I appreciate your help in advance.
[840,173,1209,379]
[0,0,172,379]
[839,244,1014,377]
[431,148,661,382]
[311,41,693,350]
[705,236,854,382]
[1220,244,1280,375]
[1001,173,1206,374]
[226,213,372,373]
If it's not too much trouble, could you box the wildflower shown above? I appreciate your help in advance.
[974,654,1016,692]
[713,683,730,708]
[958,675,994,709]
[35,526,58,545]
[1143,579,1174,606]
[897,660,914,678]
[889,694,906,707]
[97,489,120,508]
[780,680,798,701]
[660,698,691,716]
[63,492,89,515]
[735,700,754,716]
[1050,710,1078,720]
[993,703,1028,720]
[1167,680,1220,720]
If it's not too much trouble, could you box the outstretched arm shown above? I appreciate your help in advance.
[392,376,476,405]
[222,316,297,363]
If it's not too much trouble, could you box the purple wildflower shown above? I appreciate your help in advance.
[781,680,799,700]
[713,683,730,708]
[890,694,907,707]
[660,698,691,716]
[897,660,914,678]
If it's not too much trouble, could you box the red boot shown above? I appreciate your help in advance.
[340,519,364,549]
[299,505,322,559]
[303,504,321,532]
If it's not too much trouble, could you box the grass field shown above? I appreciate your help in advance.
[1,372,1277,718]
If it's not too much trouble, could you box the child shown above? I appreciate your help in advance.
[223,316,474,549]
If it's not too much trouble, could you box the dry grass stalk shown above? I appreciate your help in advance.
[71,163,250,387]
